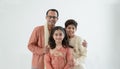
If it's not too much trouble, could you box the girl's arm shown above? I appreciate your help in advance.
[64,48,74,69]
[44,53,53,69]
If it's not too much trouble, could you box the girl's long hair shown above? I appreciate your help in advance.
[48,26,73,49]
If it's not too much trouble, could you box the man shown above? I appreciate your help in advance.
[28,9,59,69]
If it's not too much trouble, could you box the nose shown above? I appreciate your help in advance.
[56,35,60,38]
[50,17,54,19]
[69,28,73,31]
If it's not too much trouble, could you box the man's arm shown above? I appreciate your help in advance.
[28,27,44,55]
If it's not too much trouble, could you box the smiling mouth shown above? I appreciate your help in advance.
[69,32,73,34]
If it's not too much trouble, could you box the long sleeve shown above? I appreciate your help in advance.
[77,37,87,63]
[75,36,87,65]
[44,53,53,69]
[69,35,87,65]
[28,26,44,55]
[64,48,74,69]
[78,47,87,63]
[74,47,87,69]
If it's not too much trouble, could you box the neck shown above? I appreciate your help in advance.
[56,44,62,49]
[56,42,62,46]
[47,25,54,33]
[47,26,51,34]
[69,35,75,39]
[56,43,62,46]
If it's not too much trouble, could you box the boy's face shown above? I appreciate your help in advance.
[53,29,65,44]
[65,25,76,38]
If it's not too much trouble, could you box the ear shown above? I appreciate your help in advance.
[75,28,77,31]
[45,16,47,19]
[65,28,67,30]
[56,17,59,21]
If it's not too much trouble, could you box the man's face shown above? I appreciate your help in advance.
[46,11,58,28]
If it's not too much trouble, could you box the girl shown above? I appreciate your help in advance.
[44,26,74,69]
[65,19,87,69]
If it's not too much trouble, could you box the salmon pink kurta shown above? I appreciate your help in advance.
[28,26,45,69]
[44,47,74,69]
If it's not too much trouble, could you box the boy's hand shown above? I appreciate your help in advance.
[82,40,87,47]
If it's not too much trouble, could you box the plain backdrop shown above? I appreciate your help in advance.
[0,0,120,69]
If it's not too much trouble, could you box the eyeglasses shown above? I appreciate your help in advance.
[47,16,58,19]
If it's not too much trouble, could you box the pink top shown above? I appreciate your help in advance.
[44,47,74,69]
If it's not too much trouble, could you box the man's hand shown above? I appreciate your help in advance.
[43,45,50,54]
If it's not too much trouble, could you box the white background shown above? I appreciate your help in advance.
[0,0,120,69]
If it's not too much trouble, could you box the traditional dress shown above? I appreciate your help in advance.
[44,47,74,69]
[28,23,49,69]
[69,35,87,69]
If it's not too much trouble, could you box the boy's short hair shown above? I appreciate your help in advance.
[65,19,78,28]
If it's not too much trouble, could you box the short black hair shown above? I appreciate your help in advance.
[65,19,78,28]
[46,9,59,17]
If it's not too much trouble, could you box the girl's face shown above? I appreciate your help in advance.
[65,25,76,38]
[53,29,65,44]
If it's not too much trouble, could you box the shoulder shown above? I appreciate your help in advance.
[34,25,44,30]
[65,47,73,55]
[74,35,83,41]
[32,25,44,33]
[74,35,82,39]
[66,47,72,52]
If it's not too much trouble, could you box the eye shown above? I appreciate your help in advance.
[59,33,62,36]
[68,27,71,29]
[47,16,57,19]
[72,27,75,30]
[55,34,58,36]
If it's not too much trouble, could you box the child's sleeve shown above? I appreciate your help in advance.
[44,53,53,69]
[64,48,74,69]
[76,37,87,64]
